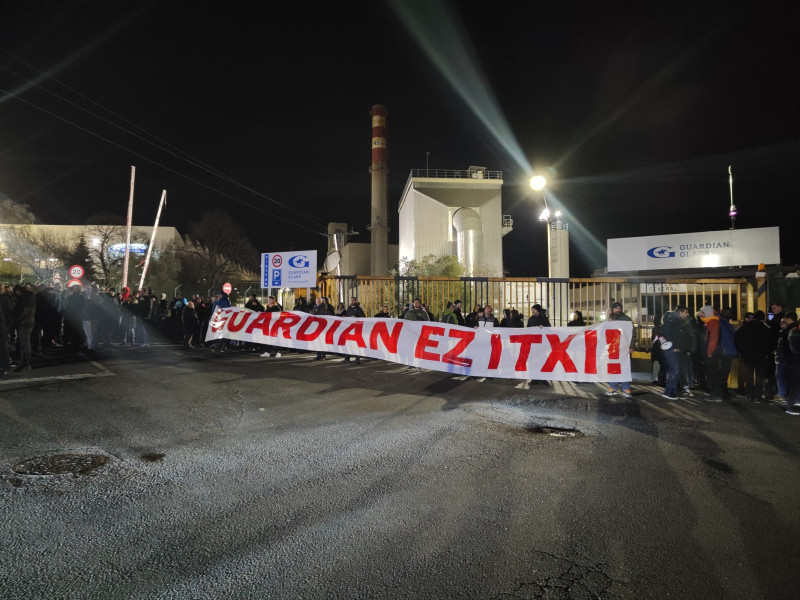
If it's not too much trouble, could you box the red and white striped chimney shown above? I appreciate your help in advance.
[369,105,389,276]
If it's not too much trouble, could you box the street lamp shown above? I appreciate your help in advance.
[530,175,553,276]
[530,174,568,279]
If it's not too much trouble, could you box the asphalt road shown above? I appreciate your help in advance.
[1,342,798,599]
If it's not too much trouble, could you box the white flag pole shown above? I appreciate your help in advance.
[122,166,136,289]
[138,190,167,291]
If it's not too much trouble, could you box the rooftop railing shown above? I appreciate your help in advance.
[410,168,503,180]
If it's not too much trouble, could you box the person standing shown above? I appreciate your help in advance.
[478,305,499,327]
[374,304,392,318]
[735,310,774,403]
[768,301,789,401]
[403,298,429,321]
[658,306,692,400]
[784,312,800,416]
[260,295,283,358]
[777,312,799,413]
[245,294,264,312]
[343,296,365,364]
[182,301,200,348]
[13,284,35,371]
[567,310,586,327]
[527,304,551,328]
[604,302,633,399]
[0,286,14,374]
[716,308,738,400]
[465,304,481,328]
[210,291,231,353]
[443,300,466,326]
[310,297,332,360]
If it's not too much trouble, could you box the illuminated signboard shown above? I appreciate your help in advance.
[109,243,148,256]
[608,227,780,272]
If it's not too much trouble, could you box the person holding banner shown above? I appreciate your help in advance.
[310,297,332,360]
[604,302,633,399]
[261,296,283,358]
[403,299,429,321]
[527,304,551,328]
[343,297,366,364]
[211,291,231,353]
[478,305,499,328]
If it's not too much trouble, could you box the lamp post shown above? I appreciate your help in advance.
[530,175,553,277]
[530,174,569,280]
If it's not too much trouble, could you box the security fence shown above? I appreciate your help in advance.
[315,275,753,350]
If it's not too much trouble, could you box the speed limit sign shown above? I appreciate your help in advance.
[69,264,85,279]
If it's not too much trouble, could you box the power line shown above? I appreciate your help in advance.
[0,50,331,230]
[0,87,327,238]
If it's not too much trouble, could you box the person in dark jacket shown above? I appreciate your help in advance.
[343,297,366,364]
[443,300,466,326]
[465,304,481,328]
[0,287,15,374]
[374,304,391,318]
[527,304,551,328]
[785,313,800,415]
[658,306,693,399]
[245,294,264,312]
[735,310,774,402]
[210,291,231,352]
[293,297,310,313]
[567,310,586,327]
[13,284,36,371]
[310,297,332,360]
[182,301,200,348]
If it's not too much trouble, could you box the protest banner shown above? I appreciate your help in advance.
[206,307,632,382]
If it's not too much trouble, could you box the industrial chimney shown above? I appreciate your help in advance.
[369,105,389,276]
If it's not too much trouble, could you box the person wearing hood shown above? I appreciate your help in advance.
[443,300,466,326]
[527,304,551,328]
[567,310,586,327]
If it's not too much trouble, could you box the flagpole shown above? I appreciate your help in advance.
[122,166,135,289]
[138,190,166,291]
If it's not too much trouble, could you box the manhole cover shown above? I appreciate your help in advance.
[12,453,109,475]
[527,425,584,438]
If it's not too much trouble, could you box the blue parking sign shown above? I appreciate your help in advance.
[261,254,270,287]
[271,269,282,286]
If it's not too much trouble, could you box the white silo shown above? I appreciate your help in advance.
[398,167,504,277]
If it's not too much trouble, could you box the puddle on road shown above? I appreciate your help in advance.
[12,453,109,475]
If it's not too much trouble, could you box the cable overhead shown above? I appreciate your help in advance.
[0,50,330,229]
[0,87,327,237]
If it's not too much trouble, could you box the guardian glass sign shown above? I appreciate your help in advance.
[607,227,780,272]
[261,250,317,289]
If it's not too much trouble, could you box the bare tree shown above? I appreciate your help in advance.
[177,210,257,293]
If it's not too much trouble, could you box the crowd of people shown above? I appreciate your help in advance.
[651,299,800,415]
[0,281,219,375]
[3,283,799,415]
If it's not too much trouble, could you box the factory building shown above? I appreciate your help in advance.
[397,167,506,278]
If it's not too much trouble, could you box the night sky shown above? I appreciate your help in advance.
[2,0,798,277]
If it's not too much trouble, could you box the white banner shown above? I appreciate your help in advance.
[206,308,633,382]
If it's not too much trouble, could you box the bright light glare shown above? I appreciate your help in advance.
[530,175,547,191]
[539,208,551,221]
[554,210,562,218]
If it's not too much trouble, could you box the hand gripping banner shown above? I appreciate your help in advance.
[206,308,633,382]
